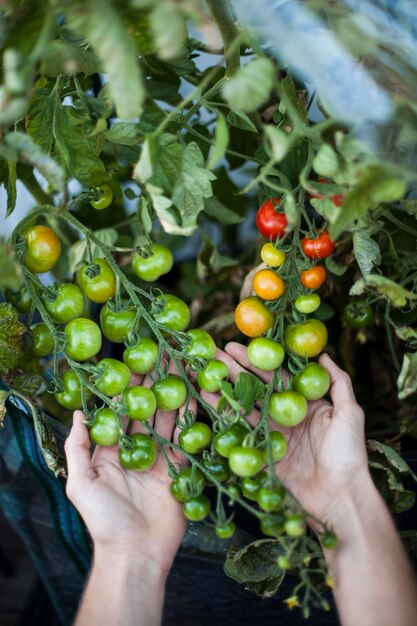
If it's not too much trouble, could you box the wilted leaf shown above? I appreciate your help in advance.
[222,58,275,113]
[224,539,285,598]
[353,231,381,276]
[350,274,417,307]
[397,352,417,399]
[0,303,26,375]
[367,440,416,476]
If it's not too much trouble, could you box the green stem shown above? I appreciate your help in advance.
[205,0,241,77]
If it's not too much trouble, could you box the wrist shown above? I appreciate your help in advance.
[93,545,169,585]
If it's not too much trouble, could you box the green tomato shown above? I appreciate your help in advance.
[241,470,267,501]
[227,484,242,501]
[170,467,205,503]
[151,375,187,411]
[213,424,247,458]
[123,338,159,375]
[90,184,113,210]
[5,286,32,313]
[284,319,328,358]
[269,390,308,427]
[55,369,92,410]
[197,359,229,393]
[247,338,285,371]
[183,495,211,521]
[203,456,230,483]
[215,521,236,539]
[292,363,330,401]
[153,294,190,332]
[322,531,338,550]
[343,301,373,328]
[179,422,212,454]
[78,258,116,303]
[90,408,120,446]
[294,293,321,314]
[94,358,131,396]
[277,555,291,570]
[228,446,263,477]
[184,329,217,361]
[119,433,157,471]
[123,386,157,421]
[31,322,54,357]
[44,283,85,323]
[262,431,288,463]
[257,485,286,512]
[65,318,102,361]
[260,513,286,537]
[132,244,173,282]
[285,513,306,537]
[100,300,140,343]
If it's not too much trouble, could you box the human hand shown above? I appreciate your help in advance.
[65,363,191,576]
[200,342,369,530]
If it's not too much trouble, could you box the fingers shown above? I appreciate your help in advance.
[319,353,364,419]
[65,411,96,499]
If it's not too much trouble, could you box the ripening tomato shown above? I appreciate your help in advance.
[256,199,288,241]
[31,322,54,357]
[300,266,327,290]
[153,294,190,332]
[197,359,228,393]
[253,269,285,301]
[119,433,157,471]
[24,225,61,273]
[247,338,285,371]
[100,301,140,343]
[90,184,113,210]
[132,244,173,282]
[55,369,92,410]
[294,293,321,314]
[260,243,286,267]
[284,319,328,358]
[44,283,85,323]
[235,297,275,338]
[78,258,116,303]
[123,338,159,374]
[90,408,120,446]
[65,318,102,361]
[269,390,308,427]
[302,230,335,259]
[292,363,330,401]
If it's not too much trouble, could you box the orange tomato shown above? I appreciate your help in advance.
[253,269,285,301]
[300,266,327,290]
[235,297,275,338]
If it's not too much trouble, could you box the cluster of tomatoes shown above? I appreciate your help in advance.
[7,195,338,541]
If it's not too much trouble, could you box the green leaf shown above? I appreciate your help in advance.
[197,235,237,282]
[313,144,341,178]
[234,372,265,416]
[222,58,275,113]
[104,122,143,145]
[227,110,258,133]
[224,539,285,598]
[350,274,417,307]
[353,231,381,276]
[4,131,65,192]
[26,87,55,153]
[204,196,245,225]
[325,255,349,276]
[6,159,17,217]
[66,0,144,119]
[207,112,229,170]
[283,192,297,227]
[69,228,118,272]
[367,440,417,476]
[264,126,290,163]
[397,352,417,399]
[310,197,341,222]
[150,0,187,60]
[0,240,23,288]
[40,40,100,76]
[0,303,26,375]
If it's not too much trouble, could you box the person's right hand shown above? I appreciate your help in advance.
[201,342,370,530]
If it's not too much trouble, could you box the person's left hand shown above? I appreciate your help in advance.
[65,362,192,576]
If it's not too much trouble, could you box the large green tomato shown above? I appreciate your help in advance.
[44,283,85,323]
[269,390,308,427]
[90,408,120,446]
[184,329,217,361]
[262,431,288,463]
[78,258,116,303]
[123,386,157,421]
[213,424,247,458]
[203,457,230,483]
[284,319,328,358]
[292,363,330,401]
[170,467,205,502]
[228,447,263,477]
[179,422,212,454]
[151,375,187,411]
[65,318,102,361]
[100,300,140,343]
[183,495,210,521]
[257,486,286,512]
[247,338,285,371]
[55,369,92,410]
[197,359,228,393]
[94,358,131,396]
[153,294,190,332]
[119,433,157,471]
[132,244,173,282]
[123,338,159,375]
[31,322,54,357]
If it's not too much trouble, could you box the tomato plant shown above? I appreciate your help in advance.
[253,269,285,301]
[179,422,212,454]
[269,390,308,427]
[300,266,327,290]
[293,363,330,401]
[64,318,102,361]
[55,370,92,410]
[197,359,228,392]
[123,338,159,374]
[94,358,131,396]
[247,338,285,371]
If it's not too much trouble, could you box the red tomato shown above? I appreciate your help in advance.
[256,199,288,241]
[302,230,335,259]
[312,178,344,207]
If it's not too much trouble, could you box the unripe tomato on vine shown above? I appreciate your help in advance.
[260,243,286,267]
[90,184,113,210]
[256,198,288,240]
[132,243,173,282]
[78,258,116,303]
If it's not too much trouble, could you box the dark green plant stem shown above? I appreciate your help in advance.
[206,0,241,77]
